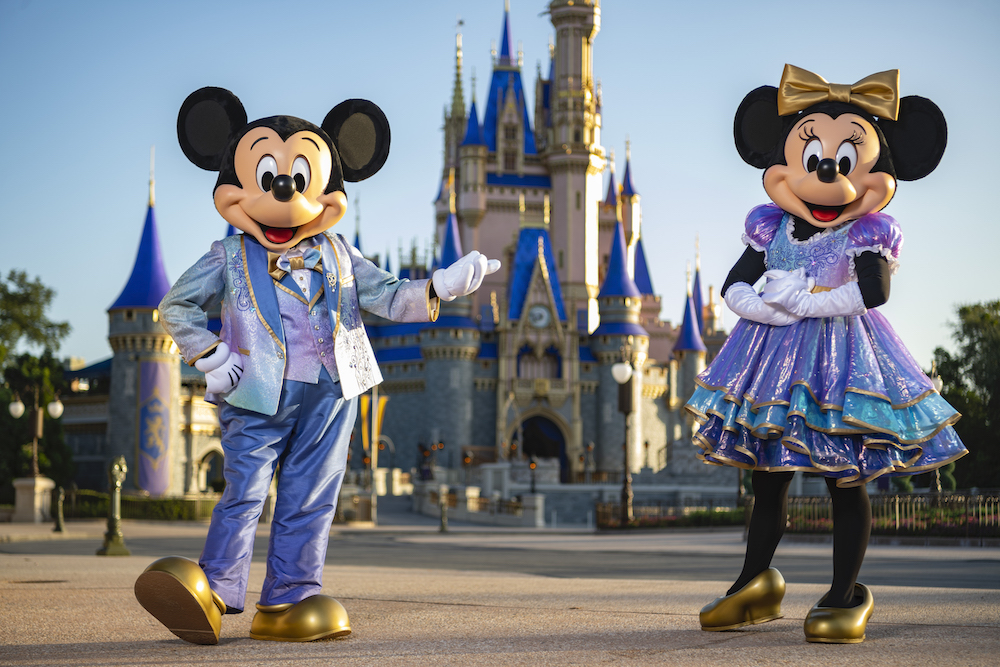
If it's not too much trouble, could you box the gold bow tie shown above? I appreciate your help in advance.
[267,249,323,281]
[777,64,900,120]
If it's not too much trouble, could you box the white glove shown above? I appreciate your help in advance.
[762,279,867,318]
[432,250,502,301]
[724,282,802,326]
[760,268,815,303]
[194,342,244,394]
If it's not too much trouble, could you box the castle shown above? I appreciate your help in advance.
[62,1,736,504]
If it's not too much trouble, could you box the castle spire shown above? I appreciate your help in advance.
[451,20,466,122]
[441,170,463,267]
[110,159,171,311]
[598,222,641,299]
[621,138,638,197]
[148,145,155,207]
[692,236,705,335]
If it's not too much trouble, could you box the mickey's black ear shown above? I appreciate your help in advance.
[177,87,248,171]
[734,86,783,169]
[878,96,947,181]
[322,99,390,182]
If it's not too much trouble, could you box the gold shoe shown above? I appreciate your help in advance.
[250,595,352,642]
[804,583,874,643]
[134,556,226,645]
[700,568,785,631]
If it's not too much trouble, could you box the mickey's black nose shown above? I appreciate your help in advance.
[271,175,296,202]
[816,158,839,184]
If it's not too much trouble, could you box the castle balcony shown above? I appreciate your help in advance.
[512,377,569,408]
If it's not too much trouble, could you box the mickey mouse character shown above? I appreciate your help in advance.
[685,65,967,643]
[134,87,499,644]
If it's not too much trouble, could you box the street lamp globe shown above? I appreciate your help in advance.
[9,399,25,419]
[47,399,64,420]
[611,362,632,385]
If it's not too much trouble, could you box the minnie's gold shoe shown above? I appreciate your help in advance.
[134,556,226,645]
[700,568,785,631]
[250,595,352,642]
[804,583,874,643]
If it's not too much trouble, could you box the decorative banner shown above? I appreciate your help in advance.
[137,361,170,496]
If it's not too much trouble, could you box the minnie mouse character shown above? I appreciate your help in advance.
[686,65,967,643]
[133,87,499,644]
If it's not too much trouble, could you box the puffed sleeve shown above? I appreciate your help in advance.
[741,203,785,256]
[847,211,904,275]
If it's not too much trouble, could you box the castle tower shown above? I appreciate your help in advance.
[459,95,488,254]
[591,221,648,474]
[546,0,605,333]
[619,141,641,271]
[597,150,620,288]
[672,271,708,401]
[107,153,179,497]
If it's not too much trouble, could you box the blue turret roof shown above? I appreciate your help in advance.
[633,238,654,295]
[507,227,566,322]
[604,170,618,207]
[482,5,537,156]
[440,212,463,268]
[598,222,641,298]
[461,100,486,146]
[110,203,171,311]
[692,267,705,335]
[621,155,638,197]
[384,248,393,276]
[498,6,514,66]
[674,293,707,353]
[353,230,363,255]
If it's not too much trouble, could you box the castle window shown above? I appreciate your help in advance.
[504,153,516,171]
[504,125,517,140]
[574,129,581,143]
[576,191,581,209]
[558,250,564,268]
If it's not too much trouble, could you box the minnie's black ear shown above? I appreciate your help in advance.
[322,99,390,182]
[878,96,947,181]
[177,87,248,171]
[734,86,783,169]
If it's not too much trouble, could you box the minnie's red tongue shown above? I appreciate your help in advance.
[265,227,295,244]
[811,208,839,223]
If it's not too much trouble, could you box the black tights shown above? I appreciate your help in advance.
[730,471,871,608]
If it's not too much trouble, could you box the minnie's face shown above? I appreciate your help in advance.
[763,112,895,227]
[214,126,347,251]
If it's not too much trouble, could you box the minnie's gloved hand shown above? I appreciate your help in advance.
[432,251,502,301]
[763,280,867,319]
[760,268,815,304]
[194,342,244,394]
[724,282,802,326]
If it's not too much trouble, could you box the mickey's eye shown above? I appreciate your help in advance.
[802,139,823,173]
[256,155,277,192]
[291,156,311,193]
[836,141,858,176]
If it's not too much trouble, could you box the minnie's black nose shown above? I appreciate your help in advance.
[816,158,838,184]
[271,174,296,202]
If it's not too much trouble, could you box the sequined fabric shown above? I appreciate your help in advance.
[686,207,967,486]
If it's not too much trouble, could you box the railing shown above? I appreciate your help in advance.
[336,494,372,523]
[596,499,746,530]
[788,492,1000,540]
[64,489,219,522]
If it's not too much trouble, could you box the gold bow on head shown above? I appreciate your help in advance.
[777,64,899,120]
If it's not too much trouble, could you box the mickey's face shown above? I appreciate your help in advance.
[215,127,347,251]
[763,113,895,227]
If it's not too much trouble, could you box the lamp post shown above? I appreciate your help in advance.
[611,339,635,527]
[930,361,944,496]
[8,387,63,477]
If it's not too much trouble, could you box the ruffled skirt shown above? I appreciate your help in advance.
[685,310,967,487]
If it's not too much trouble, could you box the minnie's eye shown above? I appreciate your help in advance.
[802,139,823,173]
[836,141,858,176]
[256,155,277,192]
[291,156,311,193]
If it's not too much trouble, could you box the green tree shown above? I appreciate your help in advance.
[0,270,71,368]
[933,300,1000,490]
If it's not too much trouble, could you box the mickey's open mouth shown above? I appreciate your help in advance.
[256,222,301,245]
[803,201,848,223]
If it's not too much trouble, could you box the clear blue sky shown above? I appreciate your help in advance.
[1,0,997,370]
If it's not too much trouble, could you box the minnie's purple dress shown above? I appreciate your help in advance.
[685,204,967,486]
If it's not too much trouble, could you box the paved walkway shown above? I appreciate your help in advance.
[0,516,998,666]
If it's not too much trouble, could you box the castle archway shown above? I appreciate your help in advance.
[508,412,570,483]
